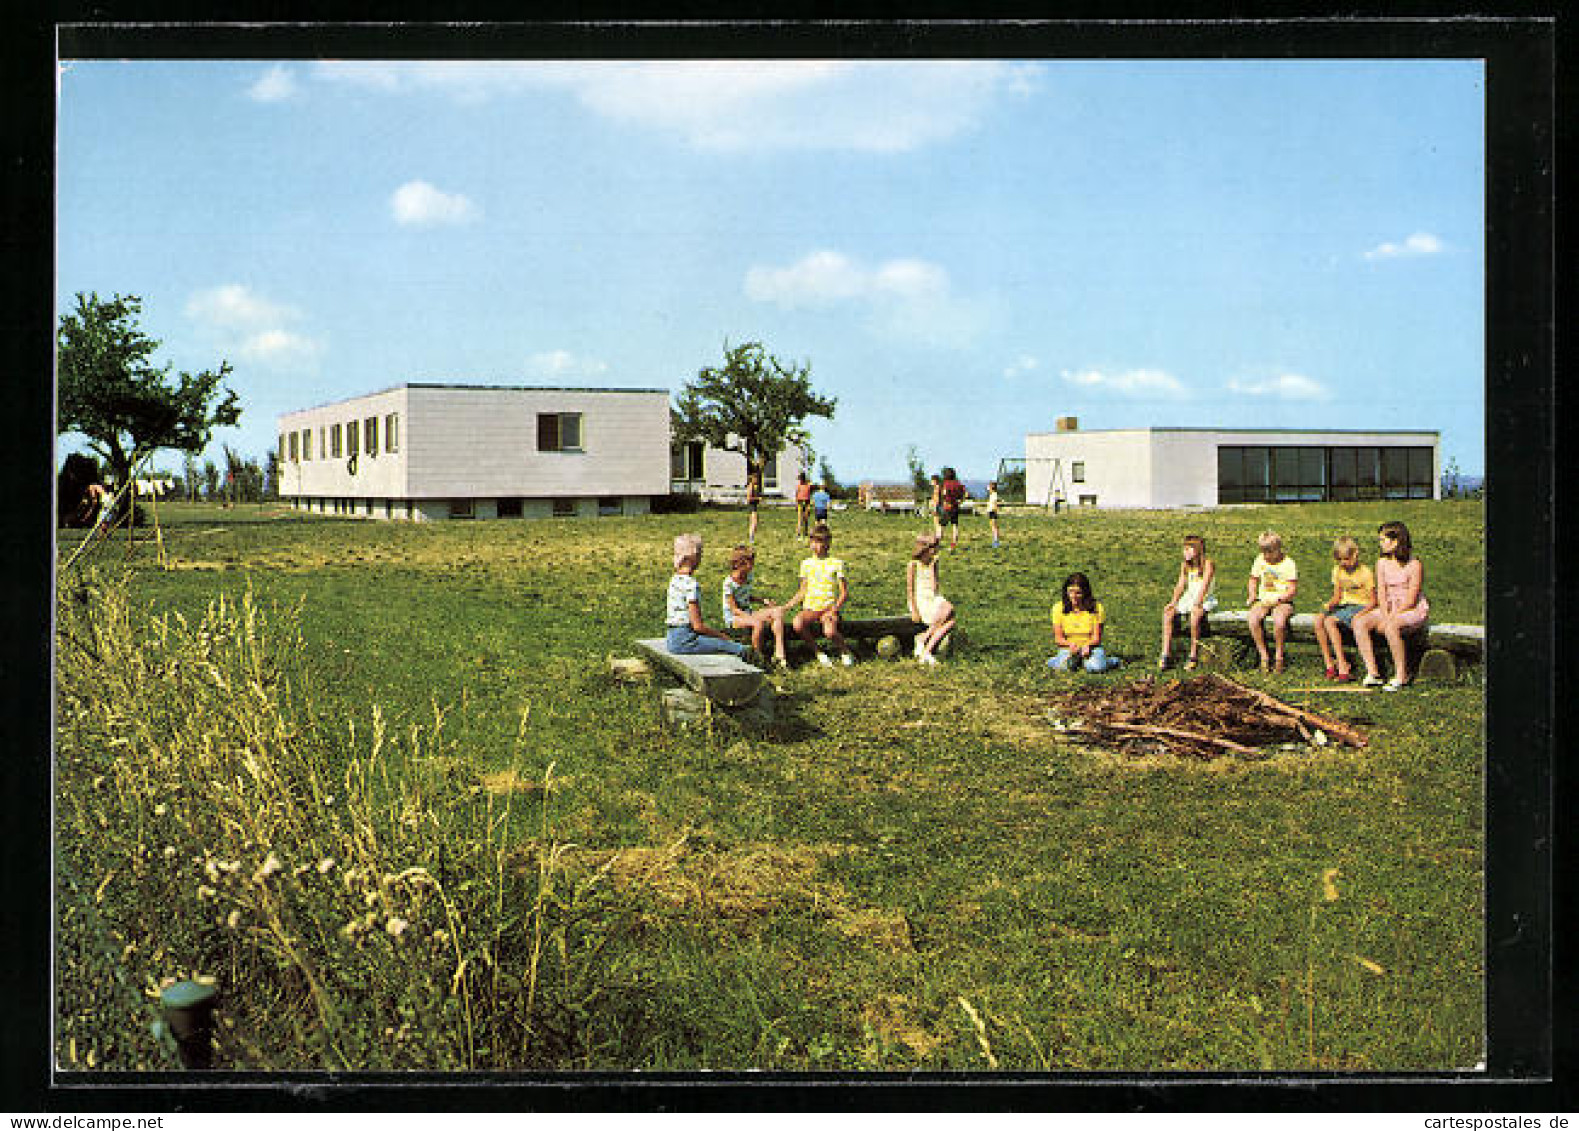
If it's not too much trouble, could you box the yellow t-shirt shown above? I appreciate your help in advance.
[1331,562,1376,607]
[1251,553,1298,604]
[1052,601,1106,648]
[800,555,846,610]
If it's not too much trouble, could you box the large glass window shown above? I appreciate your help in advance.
[385,413,399,453]
[364,416,378,458]
[1381,448,1410,499]
[671,440,705,480]
[300,428,312,461]
[1218,443,1420,504]
[330,423,343,459]
[1407,447,1434,498]
[346,420,359,458]
[289,432,299,462]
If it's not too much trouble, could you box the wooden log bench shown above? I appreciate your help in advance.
[1200,610,1483,679]
[726,615,942,659]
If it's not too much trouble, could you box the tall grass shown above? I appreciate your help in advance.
[54,568,620,1070]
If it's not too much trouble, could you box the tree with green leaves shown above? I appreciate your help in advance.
[672,341,836,490]
[57,292,241,490]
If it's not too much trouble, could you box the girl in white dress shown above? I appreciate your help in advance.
[1158,534,1217,670]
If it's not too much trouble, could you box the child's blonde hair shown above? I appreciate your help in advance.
[1183,534,1207,563]
[1257,531,1283,555]
[673,533,703,570]
[913,532,940,559]
[809,523,832,544]
[1332,535,1360,561]
[728,544,755,573]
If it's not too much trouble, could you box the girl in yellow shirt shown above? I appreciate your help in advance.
[1312,535,1377,682]
[1049,572,1121,672]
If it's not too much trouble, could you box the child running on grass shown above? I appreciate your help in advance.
[1312,535,1376,682]
[906,533,956,665]
[1351,520,1430,691]
[722,544,789,668]
[664,534,750,659]
[1246,531,1299,673]
[784,523,853,666]
[1048,572,1121,673]
[1158,534,1217,670]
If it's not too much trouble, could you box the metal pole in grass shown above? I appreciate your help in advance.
[157,980,219,1069]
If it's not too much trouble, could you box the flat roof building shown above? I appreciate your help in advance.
[1024,421,1440,509]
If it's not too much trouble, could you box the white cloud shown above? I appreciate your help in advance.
[185,284,320,366]
[526,350,608,380]
[247,65,298,103]
[1225,373,1330,401]
[390,180,478,226]
[745,249,985,346]
[1364,231,1445,260]
[1061,368,1189,399]
[314,59,1040,153]
[1003,355,1040,379]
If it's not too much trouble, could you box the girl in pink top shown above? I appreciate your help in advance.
[1352,520,1430,691]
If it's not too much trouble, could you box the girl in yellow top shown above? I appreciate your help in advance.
[1048,572,1120,672]
[1312,535,1376,682]
[784,523,854,666]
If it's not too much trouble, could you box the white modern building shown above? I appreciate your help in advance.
[277,383,809,520]
[669,437,809,503]
[277,383,672,521]
[1024,419,1440,509]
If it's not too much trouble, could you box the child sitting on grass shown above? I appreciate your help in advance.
[1246,531,1299,673]
[1312,535,1376,682]
[664,534,750,659]
[1048,572,1121,673]
[722,544,789,668]
[784,523,854,666]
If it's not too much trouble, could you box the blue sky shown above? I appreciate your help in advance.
[56,58,1485,481]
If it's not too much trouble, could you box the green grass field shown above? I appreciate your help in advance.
[54,499,1484,1072]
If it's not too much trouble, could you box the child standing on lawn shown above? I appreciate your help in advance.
[1158,534,1217,670]
[1312,535,1376,682]
[794,472,813,539]
[1048,572,1121,672]
[1351,521,1430,691]
[906,533,956,665]
[985,481,1002,548]
[1246,531,1299,672]
[665,534,750,658]
[784,523,854,666]
[722,544,789,668]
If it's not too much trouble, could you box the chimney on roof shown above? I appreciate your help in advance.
[1055,416,1079,432]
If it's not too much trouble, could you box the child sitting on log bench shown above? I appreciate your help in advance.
[664,533,751,660]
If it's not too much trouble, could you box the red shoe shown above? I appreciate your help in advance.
[1336,670,1354,683]
[1324,666,1337,680]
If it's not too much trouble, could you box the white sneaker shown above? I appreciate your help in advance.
[918,653,939,666]
[816,653,834,667]
[1382,678,1407,692]
[840,652,854,667]
[914,637,926,657]
[1360,673,1384,688]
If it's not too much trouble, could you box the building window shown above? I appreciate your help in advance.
[449,500,475,519]
[385,413,399,453]
[598,496,623,516]
[671,441,705,480]
[300,428,312,461]
[497,498,523,519]
[1070,461,1086,483]
[1218,444,1431,504]
[318,427,326,460]
[1079,494,1098,507]
[330,424,343,459]
[762,453,778,490]
[552,498,577,517]
[289,432,299,462]
[278,435,287,462]
[346,420,359,458]
[537,412,583,452]
[364,416,378,458]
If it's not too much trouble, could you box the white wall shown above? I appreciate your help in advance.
[277,385,671,506]
[1025,428,1442,508]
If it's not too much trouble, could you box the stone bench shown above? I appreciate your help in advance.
[632,638,766,707]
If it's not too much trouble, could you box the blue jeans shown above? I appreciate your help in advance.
[665,626,748,658]
[1048,646,1120,673]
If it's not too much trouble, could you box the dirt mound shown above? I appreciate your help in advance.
[1046,673,1367,760]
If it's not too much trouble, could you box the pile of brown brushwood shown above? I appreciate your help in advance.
[1046,673,1368,760]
